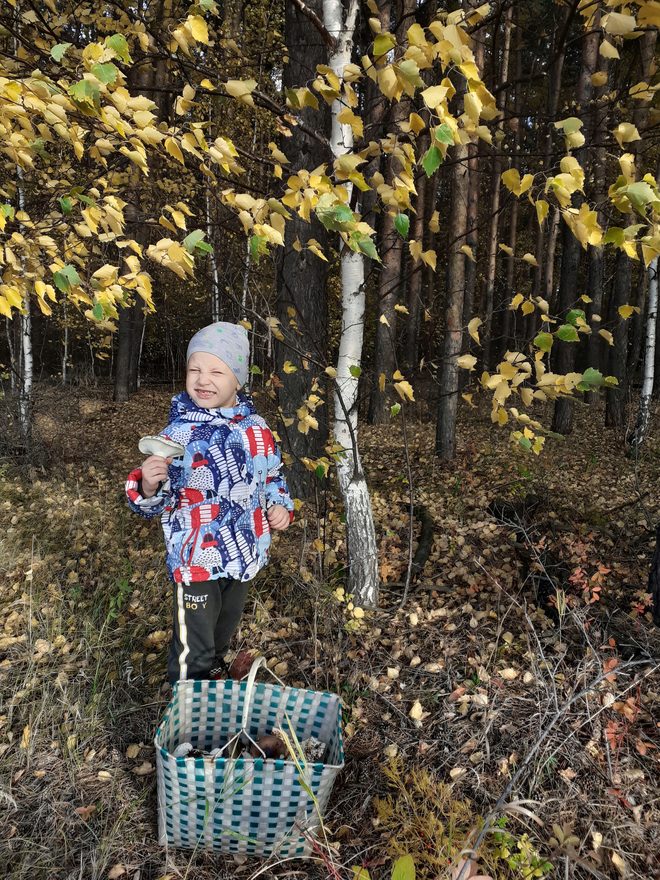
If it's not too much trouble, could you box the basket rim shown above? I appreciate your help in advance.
[154,676,345,770]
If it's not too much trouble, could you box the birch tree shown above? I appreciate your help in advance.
[324,0,379,605]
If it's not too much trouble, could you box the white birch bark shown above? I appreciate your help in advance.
[630,258,658,449]
[324,0,379,607]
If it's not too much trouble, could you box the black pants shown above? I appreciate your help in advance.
[167,578,249,684]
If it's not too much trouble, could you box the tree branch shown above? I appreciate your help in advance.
[289,0,337,51]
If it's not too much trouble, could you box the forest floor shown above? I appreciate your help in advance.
[1,383,659,880]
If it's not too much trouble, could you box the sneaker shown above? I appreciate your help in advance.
[209,659,231,680]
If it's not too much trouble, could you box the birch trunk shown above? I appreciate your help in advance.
[325,0,379,607]
[628,258,657,450]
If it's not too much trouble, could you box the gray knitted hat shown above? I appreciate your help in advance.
[186,322,250,388]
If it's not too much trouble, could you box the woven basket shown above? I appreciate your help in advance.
[154,658,344,857]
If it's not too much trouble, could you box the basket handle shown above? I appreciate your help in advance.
[240,655,286,732]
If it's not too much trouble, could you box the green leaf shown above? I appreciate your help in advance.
[315,464,327,480]
[91,62,119,85]
[394,213,410,239]
[53,271,70,293]
[603,227,625,246]
[1,204,15,220]
[61,264,81,285]
[565,308,585,326]
[390,403,401,417]
[249,364,262,375]
[533,332,553,352]
[556,324,579,342]
[421,145,442,178]
[433,123,454,145]
[249,234,267,263]
[92,303,103,320]
[59,197,73,215]
[349,365,362,378]
[105,34,132,64]
[316,200,354,232]
[194,240,213,253]
[350,231,380,262]
[392,855,416,880]
[51,42,72,62]
[373,33,396,58]
[518,436,533,451]
[182,229,206,252]
[68,79,100,110]
[576,367,604,391]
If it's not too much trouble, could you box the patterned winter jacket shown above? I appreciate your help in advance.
[125,391,294,585]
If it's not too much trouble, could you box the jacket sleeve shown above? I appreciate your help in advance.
[125,466,173,519]
[250,424,295,519]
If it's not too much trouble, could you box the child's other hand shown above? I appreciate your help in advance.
[267,505,290,531]
[141,455,172,498]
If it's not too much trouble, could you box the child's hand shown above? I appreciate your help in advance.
[267,505,290,531]
[141,455,172,498]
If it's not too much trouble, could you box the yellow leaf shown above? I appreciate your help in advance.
[429,210,440,233]
[610,852,627,877]
[618,304,638,319]
[421,249,437,271]
[536,200,549,226]
[613,123,641,149]
[394,304,409,314]
[187,15,209,44]
[164,137,185,165]
[522,253,538,267]
[599,39,620,60]
[591,71,608,87]
[282,361,297,373]
[325,366,337,378]
[599,329,614,345]
[409,240,423,264]
[225,79,257,107]
[20,725,30,750]
[499,243,514,256]
[421,84,448,109]
[468,316,482,344]
[460,244,475,261]
[378,372,386,392]
[409,700,424,721]
[379,313,390,326]
[603,12,637,36]
[200,78,215,90]
[510,293,524,310]
[521,300,535,316]
[502,169,534,197]
[457,354,477,371]
[170,209,186,230]
[394,380,415,402]
[462,392,475,407]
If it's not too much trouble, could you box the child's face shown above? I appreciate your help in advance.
[186,351,240,409]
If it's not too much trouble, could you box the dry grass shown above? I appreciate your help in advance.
[0,385,659,880]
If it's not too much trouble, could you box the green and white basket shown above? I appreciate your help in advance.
[154,658,344,857]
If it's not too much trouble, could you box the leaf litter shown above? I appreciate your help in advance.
[0,385,658,879]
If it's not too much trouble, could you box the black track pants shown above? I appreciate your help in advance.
[167,578,249,684]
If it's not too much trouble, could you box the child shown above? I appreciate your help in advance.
[125,321,293,684]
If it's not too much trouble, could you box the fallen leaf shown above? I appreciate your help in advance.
[75,804,97,821]
[132,761,154,776]
[108,866,127,880]
[409,700,424,721]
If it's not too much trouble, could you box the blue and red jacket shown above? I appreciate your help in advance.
[125,391,294,584]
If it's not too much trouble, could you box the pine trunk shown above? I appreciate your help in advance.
[436,140,469,460]
[275,0,330,499]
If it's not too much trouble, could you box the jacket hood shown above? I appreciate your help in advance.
[168,390,256,425]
